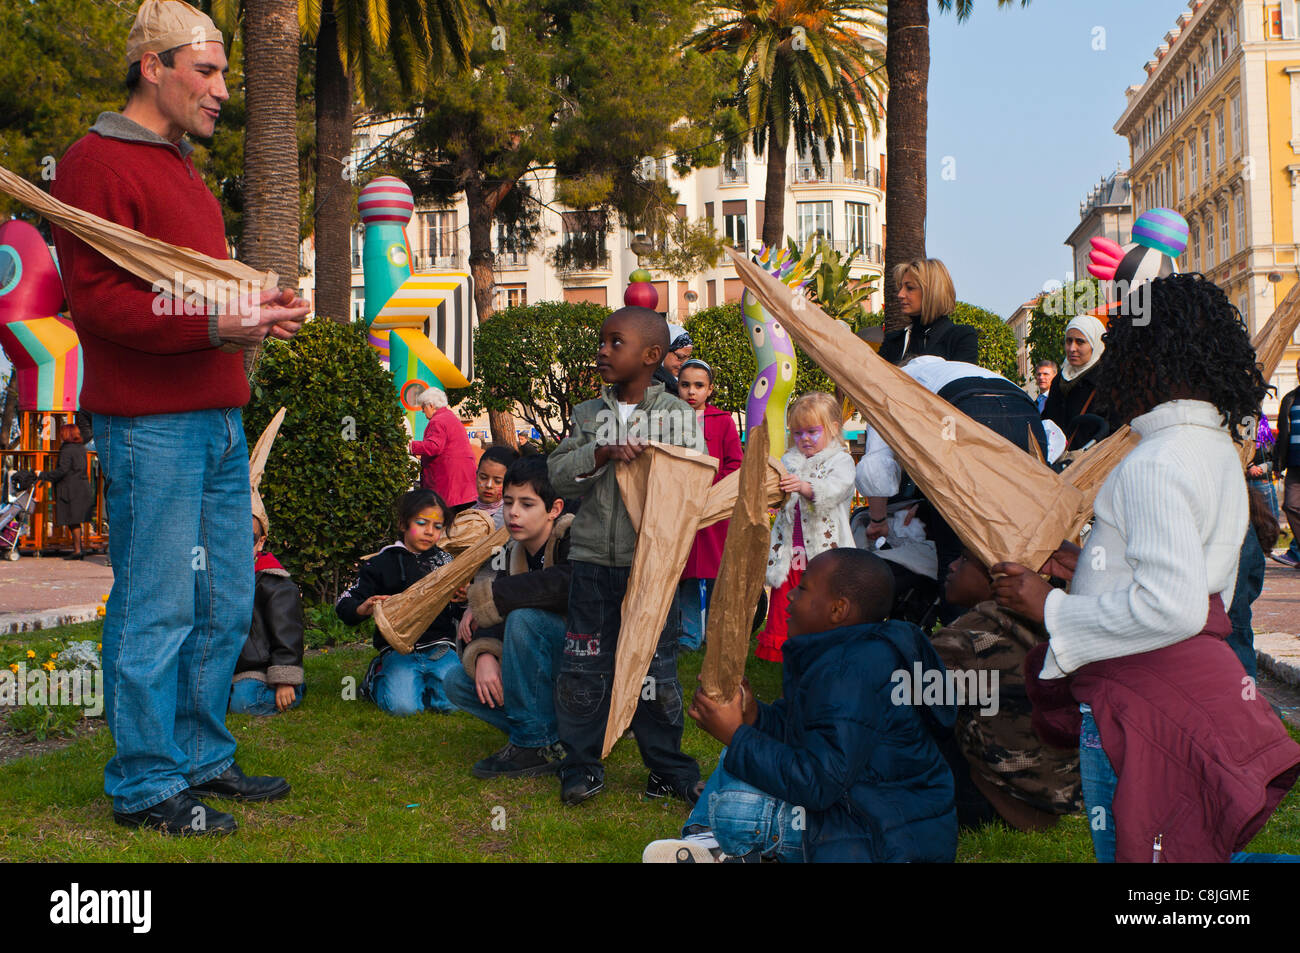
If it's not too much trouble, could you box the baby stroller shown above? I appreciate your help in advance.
[0,469,39,561]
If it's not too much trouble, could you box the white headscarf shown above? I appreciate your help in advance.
[1061,314,1106,382]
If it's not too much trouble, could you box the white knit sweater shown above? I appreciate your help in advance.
[1039,400,1247,679]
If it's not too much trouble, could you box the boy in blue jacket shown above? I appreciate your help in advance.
[644,548,957,862]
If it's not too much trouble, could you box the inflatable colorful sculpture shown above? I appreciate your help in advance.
[743,245,808,456]
[1086,207,1188,318]
[358,176,474,431]
[0,220,79,412]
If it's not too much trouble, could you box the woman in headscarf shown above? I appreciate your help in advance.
[1040,315,1112,451]
[652,325,693,396]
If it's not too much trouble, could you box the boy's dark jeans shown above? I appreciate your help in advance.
[556,561,700,787]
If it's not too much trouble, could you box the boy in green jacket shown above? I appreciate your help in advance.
[548,307,705,806]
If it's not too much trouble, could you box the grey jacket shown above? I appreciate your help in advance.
[549,383,704,566]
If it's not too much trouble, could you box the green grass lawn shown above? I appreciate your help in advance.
[1,620,1296,862]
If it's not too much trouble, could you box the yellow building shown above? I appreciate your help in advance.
[1116,0,1300,417]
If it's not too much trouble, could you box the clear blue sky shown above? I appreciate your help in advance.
[927,0,1191,318]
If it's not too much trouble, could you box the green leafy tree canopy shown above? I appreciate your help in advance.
[1027,277,1100,375]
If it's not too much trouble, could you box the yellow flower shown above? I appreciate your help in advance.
[43,661,55,672]
[7,663,17,674]
[321,648,329,654]
[25,650,35,659]
[97,643,102,651]
[49,652,58,660]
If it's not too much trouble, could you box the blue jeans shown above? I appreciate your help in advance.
[443,608,567,747]
[673,579,712,652]
[371,643,459,715]
[684,751,803,862]
[1081,704,1298,863]
[228,680,305,715]
[94,409,253,813]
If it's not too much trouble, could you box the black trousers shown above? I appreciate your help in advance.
[555,560,700,786]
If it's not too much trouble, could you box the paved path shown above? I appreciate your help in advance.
[0,553,110,634]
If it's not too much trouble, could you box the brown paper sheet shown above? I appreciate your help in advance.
[697,455,788,530]
[700,424,771,702]
[373,526,509,654]
[249,406,287,493]
[603,443,718,757]
[441,509,496,554]
[728,249,1082,571]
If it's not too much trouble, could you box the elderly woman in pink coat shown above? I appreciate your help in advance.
[410,388,477,509]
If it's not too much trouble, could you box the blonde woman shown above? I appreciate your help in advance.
[881,259,978,365]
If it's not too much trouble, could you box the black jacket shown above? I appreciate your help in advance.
[461,515,574,675]
[1275,386,1300,476]
[39,442,94,527]
[880,314,979,366]
[336,543,457,651]
[1040,370,1115,450]
[236,563,305,686]
[652,364,679,396]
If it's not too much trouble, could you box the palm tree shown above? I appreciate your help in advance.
[241,0,301,287]
[692,0,887,248]
[302,0,485,324]
[882,0,1028,332]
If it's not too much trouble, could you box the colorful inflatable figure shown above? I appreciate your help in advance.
[358,176,474,432]
[0,220,80,412]
[1086,207,1188,321]
[743,244,808,456]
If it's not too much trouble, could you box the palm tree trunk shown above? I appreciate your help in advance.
[761,129,789,249]
[314,0,354,324]
[464,175,518,449]
[242,0,301,286]
[884,0,929,334]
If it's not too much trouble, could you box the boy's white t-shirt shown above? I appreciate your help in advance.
[618,402,637,424]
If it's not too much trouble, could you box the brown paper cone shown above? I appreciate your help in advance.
[697,454,788,530]
[602,443,718,757]
[441,509,495,554]
[373,526,509,654]
[700,424,771,702]
[728,248,1082,571]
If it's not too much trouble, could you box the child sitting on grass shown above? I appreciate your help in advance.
[229,515,305,715]
[644,548,957,862]
[548,306,706,806]
[336,489,460,716]
[758,391,857,663]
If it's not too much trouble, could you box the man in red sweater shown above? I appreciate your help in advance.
[50,0,310,836]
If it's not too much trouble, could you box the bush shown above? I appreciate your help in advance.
[860,301,1020,381]
[684,303,835,416]
[459,301,609,443]
[245,319,418,603]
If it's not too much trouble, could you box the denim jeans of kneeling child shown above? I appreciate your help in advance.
[684,751,803,862]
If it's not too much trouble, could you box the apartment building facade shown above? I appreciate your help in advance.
[1116,0,1300,416]
[299,117,886,331]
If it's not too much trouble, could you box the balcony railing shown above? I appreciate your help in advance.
[553,241,611,275]
[720,161,747,185]
[796,238,882,264]
[789,162,881,189]
[494,248,530,270]
[412,251,463,270]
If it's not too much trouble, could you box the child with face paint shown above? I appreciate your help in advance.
[672,359,743,651]
[757,391,856,663]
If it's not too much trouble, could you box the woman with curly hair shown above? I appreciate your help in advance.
[991,273,1300,863]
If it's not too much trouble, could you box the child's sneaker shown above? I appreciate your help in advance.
[472,742,567,779]
[1269,551,1300,569]
[644,771,704,805]
[642,831,722,863]
[560,769,605,806]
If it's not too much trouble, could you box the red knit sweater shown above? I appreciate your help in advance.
[50,123,248,416]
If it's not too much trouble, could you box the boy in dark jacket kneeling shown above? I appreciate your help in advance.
[230,516,305,715]
[644,548,957,863]
[446,457,574,778]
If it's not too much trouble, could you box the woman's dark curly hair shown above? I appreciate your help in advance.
[1094,272,1270,443]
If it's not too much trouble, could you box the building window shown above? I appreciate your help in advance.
[795,201,833,245]
[350,226,364,270]
[1215,111,1225,168]
[495,284,527,309]
[351,286,365,321]
[423,210,458,268]
[846,202,870,254]
[1228,9,1238,50]
[1238,293,1249,326]
[847,128,869,179]
[721,155,746,184]
[1176,155,1184,201]
[1205,213,1215,267]
[1221,203,1231,258]
[1189,139,1198,192]
[1203,126,1211,176]
[722,200,748,247]
[558,210,608,269]
[1189,225,1199,272]
[1192,62,1200,96]
[1235,191,1245,251]
[1231,94,1242,155]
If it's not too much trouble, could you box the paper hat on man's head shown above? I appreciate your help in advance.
[1085,208,1188,324]
[249,407,287,537]
[126,0,224,65]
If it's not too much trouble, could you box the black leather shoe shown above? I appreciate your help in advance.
[188,763,290,802]
[560,770,605,807]
[113,791,236,836]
